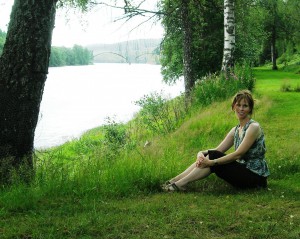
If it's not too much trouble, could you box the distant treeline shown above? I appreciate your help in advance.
[0,29,6,56]
[49,45,93,67]
[87,39,161,64]
[1,29,161,66]
[1,29,93,67]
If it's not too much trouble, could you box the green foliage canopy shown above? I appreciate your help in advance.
[160,0,224,85]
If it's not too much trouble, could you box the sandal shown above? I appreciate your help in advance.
[160,180,171,189]
[164,183,186,192]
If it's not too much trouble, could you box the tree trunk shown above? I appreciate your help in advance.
[271,20,278,70]
[0,0,57,181]
[181,0,194,98]
[222,0,235,72]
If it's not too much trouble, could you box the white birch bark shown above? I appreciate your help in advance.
[222,0,235,72]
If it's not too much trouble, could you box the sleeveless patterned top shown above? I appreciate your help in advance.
[234,119,270,177]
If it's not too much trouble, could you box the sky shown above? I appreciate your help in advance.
[0,0,164,47]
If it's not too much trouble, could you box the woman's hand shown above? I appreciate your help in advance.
[196,151,205,167]
[197,151,205,159]
[196,154,214,168]
[196,156,214,168]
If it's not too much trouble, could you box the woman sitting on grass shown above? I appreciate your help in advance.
[163,90,270,191]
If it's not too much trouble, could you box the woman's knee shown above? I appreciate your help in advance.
[208,150,226,160]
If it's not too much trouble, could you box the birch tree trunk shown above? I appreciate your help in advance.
[222,0,235,72]
[0,0,57,182]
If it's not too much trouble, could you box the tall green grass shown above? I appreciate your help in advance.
[0,64,299,239]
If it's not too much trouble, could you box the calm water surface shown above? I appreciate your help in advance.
[34,64,184,149]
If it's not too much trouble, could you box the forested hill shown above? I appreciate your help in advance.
[87,38,162,64]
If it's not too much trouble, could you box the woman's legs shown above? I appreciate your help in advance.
[174,167,211,188]
[164,150,225,191]
[166,162,211,190]
[168,162,198,183]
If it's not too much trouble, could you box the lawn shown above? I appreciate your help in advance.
[0,67,299,239]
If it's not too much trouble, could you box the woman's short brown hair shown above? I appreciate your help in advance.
[231,90,254,115]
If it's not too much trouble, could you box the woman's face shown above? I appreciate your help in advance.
[234,98,251,120]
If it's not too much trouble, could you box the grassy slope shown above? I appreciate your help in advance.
[0,68,300,239]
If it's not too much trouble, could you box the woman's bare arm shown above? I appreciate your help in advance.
[198,123,261,167]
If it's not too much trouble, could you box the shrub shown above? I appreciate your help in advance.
[134,91,186,135]
[103,117,127,147]
[294,84,300,92]
[280,81,293,92]
[280,80,300,92]
[101,117,133,159]
[192,63,255,107]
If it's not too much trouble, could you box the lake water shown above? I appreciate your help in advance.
[34,63,184,149]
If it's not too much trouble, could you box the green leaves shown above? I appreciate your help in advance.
[135,91,186,135]
[57,0,93,12]
[160,0,223,85]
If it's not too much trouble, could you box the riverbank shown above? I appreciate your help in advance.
[1,67,299,238]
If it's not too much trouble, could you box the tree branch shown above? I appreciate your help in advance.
[90,1,165,16]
